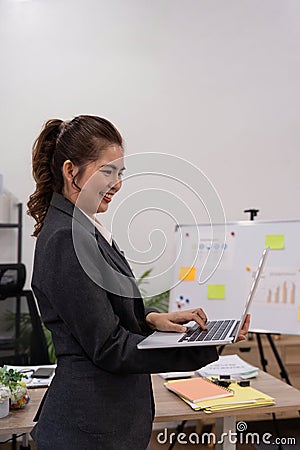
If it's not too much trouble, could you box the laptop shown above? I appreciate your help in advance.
[138,247,269,349]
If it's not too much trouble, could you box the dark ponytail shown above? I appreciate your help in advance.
[27,119,63,237]
[27,115,123,237]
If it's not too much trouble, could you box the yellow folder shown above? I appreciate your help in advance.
[169,380,275,414]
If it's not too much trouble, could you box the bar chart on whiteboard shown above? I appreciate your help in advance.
[258,270,297,304]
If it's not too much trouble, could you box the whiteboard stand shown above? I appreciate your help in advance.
[218,332,291,385]
[256,333,292,385]
[256,335,290,450]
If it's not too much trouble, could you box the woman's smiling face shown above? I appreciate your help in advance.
[63,144,125,215]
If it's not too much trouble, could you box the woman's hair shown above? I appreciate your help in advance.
[27,115,123,237]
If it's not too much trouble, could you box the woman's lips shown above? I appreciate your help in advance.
[100,192,113,203]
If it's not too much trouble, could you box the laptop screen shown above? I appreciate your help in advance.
[233,247,269,342]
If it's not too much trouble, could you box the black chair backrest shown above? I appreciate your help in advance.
[0,287,51,365]
[0,264,26,299]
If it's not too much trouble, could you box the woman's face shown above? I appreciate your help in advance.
[63,145,125,215]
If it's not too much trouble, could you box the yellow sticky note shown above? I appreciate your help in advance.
[265,234,284,250]
[207,284,226,299]
[298,307,300,323]
[178,266,196,281]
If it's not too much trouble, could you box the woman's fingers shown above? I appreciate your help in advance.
[240,314,250,335]
[236,314,251,341]
[191,308,207,324]
[169,309,207,330]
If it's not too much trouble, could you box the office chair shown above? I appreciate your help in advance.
[0,264,50,365]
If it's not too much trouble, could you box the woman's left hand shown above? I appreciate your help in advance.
[235,313,250,342]
[146,308,208,333]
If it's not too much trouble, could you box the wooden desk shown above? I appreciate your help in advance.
[1,373,300,450]
[152,371,300,449]
[0,388,46,449]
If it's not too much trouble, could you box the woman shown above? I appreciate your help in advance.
[27,115,249,450]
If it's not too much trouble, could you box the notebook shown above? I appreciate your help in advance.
[137,247,269,349]
[164,377,233,403]
[180,381,275,413]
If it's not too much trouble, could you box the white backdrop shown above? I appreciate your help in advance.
[0,0,299,295]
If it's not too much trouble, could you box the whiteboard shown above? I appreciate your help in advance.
[169,220,300,335]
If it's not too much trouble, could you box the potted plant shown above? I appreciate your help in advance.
[0,384,11,418]
[0,366,30,410]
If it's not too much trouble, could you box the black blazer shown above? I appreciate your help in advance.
[31,193,218,450]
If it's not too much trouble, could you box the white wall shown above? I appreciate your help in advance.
[0,0,299,294]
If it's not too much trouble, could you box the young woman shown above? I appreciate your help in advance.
[27,115,249,450]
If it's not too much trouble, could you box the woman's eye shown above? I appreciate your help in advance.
[100,170,112,175]
[118,172,124,178]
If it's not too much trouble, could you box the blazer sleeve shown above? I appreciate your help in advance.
[35,227,218,374]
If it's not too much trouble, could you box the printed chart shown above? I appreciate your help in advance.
[254,270,299,305]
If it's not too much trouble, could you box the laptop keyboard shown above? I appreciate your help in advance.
[178,319,237,343]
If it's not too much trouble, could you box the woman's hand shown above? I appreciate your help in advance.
[146,310,250,342]
[235,313,250,342]
[146,308,208,333]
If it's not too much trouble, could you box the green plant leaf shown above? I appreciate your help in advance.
[136,268,170,313]
[136,269,153,286]
[42,325,56,364]
[0,365,26,390]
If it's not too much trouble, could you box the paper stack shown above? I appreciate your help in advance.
[197,354,258,380]
[159,371,195,380]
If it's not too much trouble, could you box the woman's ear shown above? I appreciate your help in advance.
[62,160,76,182]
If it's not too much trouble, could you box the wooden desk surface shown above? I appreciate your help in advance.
[1,371,300,435]
[152,370,300,422]
[0,388,46,435]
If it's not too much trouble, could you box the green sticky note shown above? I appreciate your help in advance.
[207,284,226,299]
[265,234,284,250]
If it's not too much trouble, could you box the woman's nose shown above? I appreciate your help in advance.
[108,175,122,191]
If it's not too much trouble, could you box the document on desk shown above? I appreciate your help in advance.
[197,354,259,379]
[5,364,56,388]
[177,382,275,413]
[159,371,195,380]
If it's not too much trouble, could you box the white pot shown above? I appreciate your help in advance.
[0,399,9,418]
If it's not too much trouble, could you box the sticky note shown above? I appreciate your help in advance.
[207,284,226,299]
[265,234,284,250]
[298,307,300,323]
[178,266,196,281]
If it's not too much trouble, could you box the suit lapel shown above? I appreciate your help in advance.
[50,193,137,283]
[94,231,143,302]
[94,231,134,278]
